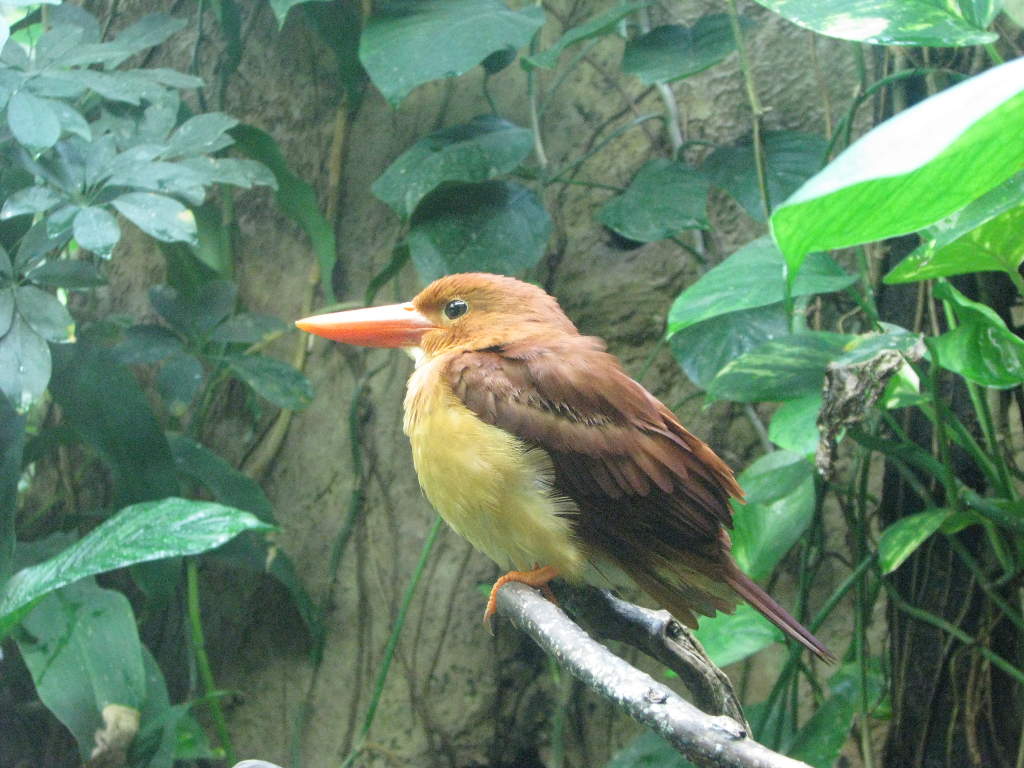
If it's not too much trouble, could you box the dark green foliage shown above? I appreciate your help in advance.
[2,0,1021,766]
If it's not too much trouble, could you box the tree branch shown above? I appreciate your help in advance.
[497,582,811,768]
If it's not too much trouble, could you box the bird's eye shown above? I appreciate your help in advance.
[443,299,469,320]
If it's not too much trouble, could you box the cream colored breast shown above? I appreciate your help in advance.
[403,355,585,579]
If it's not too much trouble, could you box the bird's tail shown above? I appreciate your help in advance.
[724,562,835,662]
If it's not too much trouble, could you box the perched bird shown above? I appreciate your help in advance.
[296,273,832,661]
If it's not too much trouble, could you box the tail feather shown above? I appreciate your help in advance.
[725,564,835,662]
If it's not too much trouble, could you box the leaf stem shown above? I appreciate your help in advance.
[726,0,770,220]
[186,559,235,764]
[339,516,444,768]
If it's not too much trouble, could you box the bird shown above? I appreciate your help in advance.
[296,272,832,661]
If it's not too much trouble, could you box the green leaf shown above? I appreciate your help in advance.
[50,101,91,142]
[150,280,236,338]
[704,131,827,221]
[931,281,1024,388]
[707,332,852,403]
[17,581,146,756]
[49,342,179,507]
[599,159,709,242]
[15,285,73,341]
[958,0,1001,28]
[26,259,106,289]
[0,185,63,218]
[0,316,51,411]
[878,508,951,574]
[168,433,321,636]
[157,352,204,418]
[772,58,1024,272]
[168,433,272,521]
[372,115,533,218]
[231,124,337,304]
[108,160,210,206]
[671,302,790,389]
[73,206,121,257]
[408,181,551,282]
[129,647,176,768]
[7,90,61,149]
[112,192,198,245]
[0,498,272,633]
[164,113,238,158]
[731,451,815,581]
[769,394,821,457]
[113,324,183,365]
[16,220,73,272]
[621,14,747,84]
[269,0,332,26]
[63,12,186,68]
[751,0,996,46]
[788,660,887,766]
[359,0,545,106]
[228,354,314,410]
[178,156,277,189]
[604,729,695,768]
[693,604,783,667]
[667,237,855,334]
[884,174,1024,284]
[0,396,25,582]
[524,2,645,70]
[210,312,288,344]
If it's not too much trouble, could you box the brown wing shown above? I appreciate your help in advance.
[445,335,834,660]
[445,335,744,623]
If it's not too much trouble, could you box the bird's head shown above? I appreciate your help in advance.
[296,273,579,356]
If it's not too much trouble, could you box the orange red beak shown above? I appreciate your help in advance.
[295,302,437,348]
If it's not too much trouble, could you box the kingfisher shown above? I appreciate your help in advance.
[296,272,831,661]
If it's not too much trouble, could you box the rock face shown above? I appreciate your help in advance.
[99,1,857,765]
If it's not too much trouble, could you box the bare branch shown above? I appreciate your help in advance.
[553,583,748,728]
[497,582,812,768]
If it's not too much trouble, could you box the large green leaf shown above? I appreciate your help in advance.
[704,131,827,222]
[621,14,746,84]
[112,192,198,245]
[73,206,121,257]
[878,508,951,574]
[149,280,236,338]
[407,181,551,281]
[707,332,851,403]
[0,315,51,411]
[157,352,204,418]
[49,342,179,507]
[884,172,1024,284]
[7,90,61,149]
[209,312,288,344]
[693,604,783,667]
[769,394,821,457]
[231,124,337,304]
[788,660,886,768]
[17,581,146,756]
[359,0,544,106]
[15,285,73,341]
[667,237,855,334]
[524,3,645,70]
[228,354,314,410]
[731,452,815,581]
[25,259,107,289]
[671,302,790,389]
[931,281,1024,388]
[772,58,1024,275]
[599,159,708,242]
[168,433,320,636]
[372,115,533,219]
[751,0,996,46]
[0,498,271,634]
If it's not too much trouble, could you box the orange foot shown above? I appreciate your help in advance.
[483,565,560,630]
